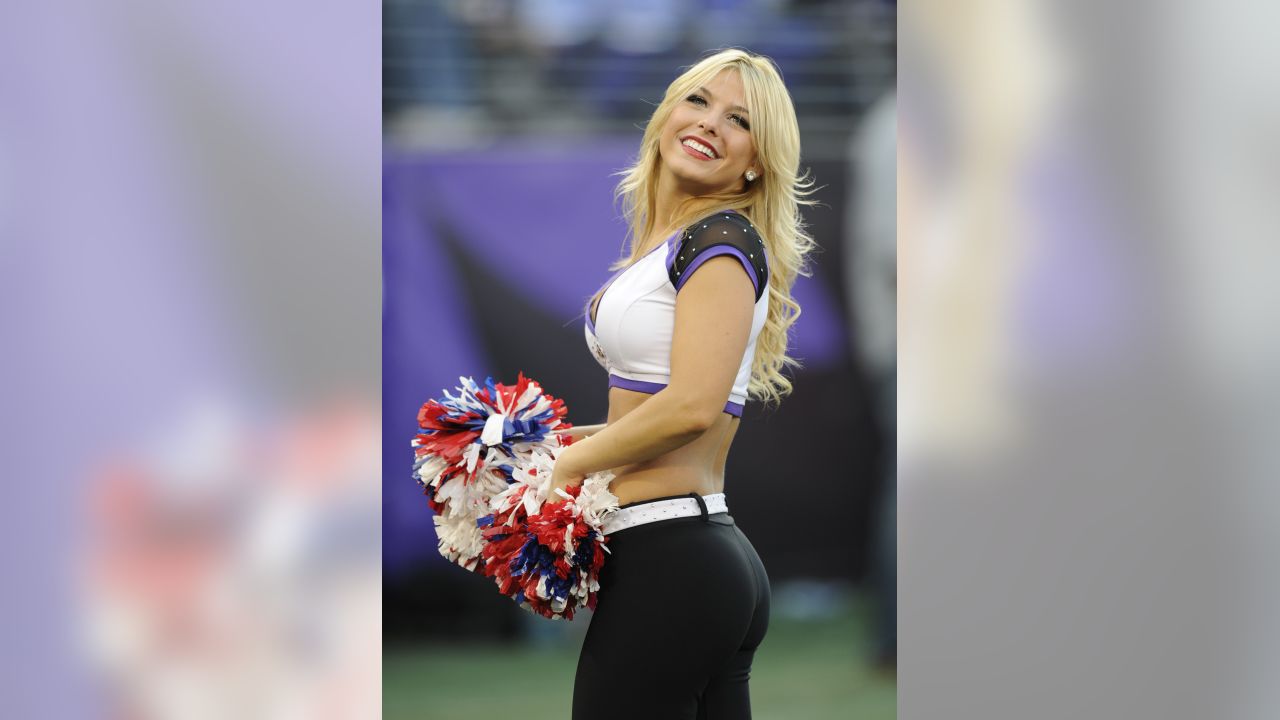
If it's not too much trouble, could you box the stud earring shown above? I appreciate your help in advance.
[745,170,757,182]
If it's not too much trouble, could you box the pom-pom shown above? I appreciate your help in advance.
[412,373,572,570]
[478,449,617,620]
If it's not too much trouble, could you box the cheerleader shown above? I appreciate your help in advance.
[547,48,817,719]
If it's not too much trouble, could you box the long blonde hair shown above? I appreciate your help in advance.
[606,48,817,409]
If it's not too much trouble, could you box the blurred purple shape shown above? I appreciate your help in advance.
[1017,135,1133,374]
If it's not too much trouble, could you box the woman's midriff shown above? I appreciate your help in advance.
[603,387,739,506]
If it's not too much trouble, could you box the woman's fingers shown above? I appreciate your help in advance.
[550,423,606,438]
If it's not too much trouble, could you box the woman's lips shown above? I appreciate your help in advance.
[680,142,716,161]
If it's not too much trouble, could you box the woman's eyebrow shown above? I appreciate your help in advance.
[697,85,749,114]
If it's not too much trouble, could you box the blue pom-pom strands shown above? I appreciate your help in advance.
[413,374,619,619]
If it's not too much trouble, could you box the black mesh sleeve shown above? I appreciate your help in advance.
[667,211,769,302]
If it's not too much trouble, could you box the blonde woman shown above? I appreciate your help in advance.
[548,48,815,719]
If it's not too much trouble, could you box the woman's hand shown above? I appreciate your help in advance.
[546,442,588,504]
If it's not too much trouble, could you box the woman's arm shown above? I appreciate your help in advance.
[552,255,756,485]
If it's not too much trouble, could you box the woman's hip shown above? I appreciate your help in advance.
[598,503,767,603]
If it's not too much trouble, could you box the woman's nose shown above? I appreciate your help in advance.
[698,118,719,136]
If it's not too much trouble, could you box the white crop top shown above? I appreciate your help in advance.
[583,210,770,417]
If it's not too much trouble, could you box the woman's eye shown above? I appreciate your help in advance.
[686,94,707,106]
[731,115,750,131]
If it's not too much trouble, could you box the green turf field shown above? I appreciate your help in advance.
[384,593,895,719]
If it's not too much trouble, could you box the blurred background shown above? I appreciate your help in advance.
[382,1,897,718]
[898,2,1280,719]
[10,0,1280,718]
[1,1,382,717]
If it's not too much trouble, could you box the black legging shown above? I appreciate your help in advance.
[572,493,772,719]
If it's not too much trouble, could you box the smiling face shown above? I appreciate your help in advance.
[656,68,759,196]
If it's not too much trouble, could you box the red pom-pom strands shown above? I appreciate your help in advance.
[412,374,619,619]
[412,374,572,570]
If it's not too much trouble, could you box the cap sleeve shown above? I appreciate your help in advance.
[667,212,769,302]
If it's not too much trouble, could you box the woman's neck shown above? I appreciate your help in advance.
[650,168,713,249]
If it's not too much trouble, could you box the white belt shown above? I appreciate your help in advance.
[602,493,728,535]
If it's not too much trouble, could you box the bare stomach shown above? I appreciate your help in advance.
[604,387,739,506]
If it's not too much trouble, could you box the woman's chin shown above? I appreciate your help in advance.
[670,169,729,193]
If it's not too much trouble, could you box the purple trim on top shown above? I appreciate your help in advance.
[608,374,745,416]
[588,238,674,332]
[673,245,760,297]
[608,374,667,394]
